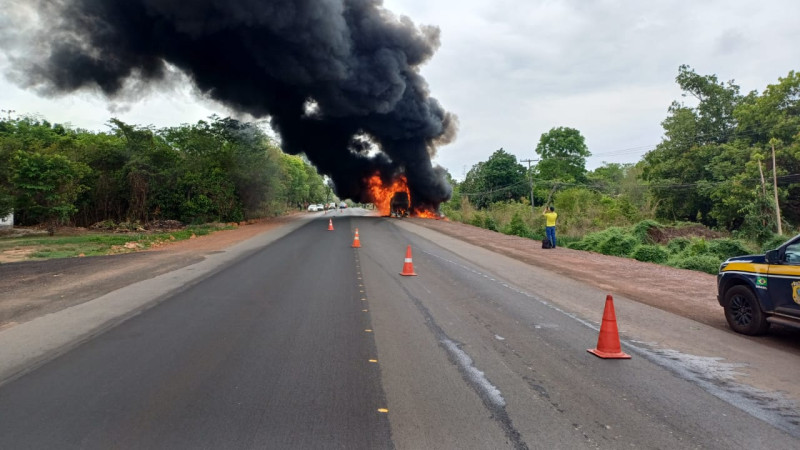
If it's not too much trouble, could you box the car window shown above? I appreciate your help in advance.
[785,242,800,265]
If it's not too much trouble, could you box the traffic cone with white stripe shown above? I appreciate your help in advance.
[352,228,361,248]
[328,219,334,231]
[587,295,631,359]
[400,245,417,276]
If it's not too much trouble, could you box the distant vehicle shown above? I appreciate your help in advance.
[328,202,337,210]
[717,233,800,335]
[339,202,347,209]
[317,204,325,211]
[390,192,409,218]
[307,204,318,212]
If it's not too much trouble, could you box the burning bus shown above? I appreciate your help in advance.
[390,192,410,217]
[366,173,444,219]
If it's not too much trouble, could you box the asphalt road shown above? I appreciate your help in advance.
[0,212,798,449]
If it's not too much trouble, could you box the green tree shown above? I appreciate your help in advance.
[161,117,288,221]
[11,150,89,234]
[281,154,309,207]
[587,162,630,195]
[674,64,743,143]
[0,189,12,218]
[0,117,79,219]
[734,71,800,225]
[0,121,15,217]
[111,119,182,222]
[305,163,326,203]
[440,170,461,211]
[534,127,591,185]
[71,131,128,224]
[461,148,527,208]
[586,162,652,219]
[642,65,744,226]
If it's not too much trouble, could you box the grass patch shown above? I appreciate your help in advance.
[0,224,233,261]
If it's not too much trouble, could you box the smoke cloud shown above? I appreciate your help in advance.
[3,0,456,210]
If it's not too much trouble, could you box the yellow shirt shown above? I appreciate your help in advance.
[543,211,558,227]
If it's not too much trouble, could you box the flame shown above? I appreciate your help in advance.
[365,173,445,219]
[367,174,410,215]
[415,209,440,219]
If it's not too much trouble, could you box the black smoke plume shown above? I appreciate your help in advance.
[5,0,456,210]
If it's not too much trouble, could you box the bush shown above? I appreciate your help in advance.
[553,187,641,236]
[484,215,499,232]
[502,211,533,238]
[90,220,117,230]
[707,238,753,260]
[566,240,586,251]
[597,228,638,257]
[667,254,722,274]
[466,211,499,231]
[761,234,794,252]
[666,237,691,254]
[442,209,463,222]
[568,229,609,252]
[685,237,709,256]
[631,244,669,263]
[631,219,663,244]
[468,213,485,228]
[736,196,778,244]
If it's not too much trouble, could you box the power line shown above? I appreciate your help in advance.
[457,173,800,197]
[584,126,796,161]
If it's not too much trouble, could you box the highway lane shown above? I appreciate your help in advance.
[0,215,391,449]
[0,212,798,449]
[354,215,799,449]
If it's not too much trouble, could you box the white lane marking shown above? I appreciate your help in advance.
[441,338,506,408]
[423,249,800,438]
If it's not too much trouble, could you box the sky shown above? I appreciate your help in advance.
[1,0,799,180]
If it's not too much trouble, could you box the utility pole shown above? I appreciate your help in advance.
[521,158,539,212]
[770,141,783,235]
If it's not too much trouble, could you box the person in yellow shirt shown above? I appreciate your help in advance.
[543,206,558,248]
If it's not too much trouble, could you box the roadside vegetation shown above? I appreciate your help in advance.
[0,115,332,232]
[2,66,799,271]
[0,223,233,262]
[441,66,800,273]
[0,115,336,262]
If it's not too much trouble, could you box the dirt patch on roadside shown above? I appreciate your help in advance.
[0,248,36,264]
[647,223,727,245]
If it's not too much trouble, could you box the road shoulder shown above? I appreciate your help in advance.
[0,216,309,385]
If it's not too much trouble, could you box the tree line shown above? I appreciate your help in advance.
[445,65,800,245]
[0,116,330,233]
[2,65,797,245]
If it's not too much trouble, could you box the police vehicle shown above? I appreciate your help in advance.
[717,233,800,335]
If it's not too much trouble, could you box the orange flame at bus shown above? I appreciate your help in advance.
[365,173,446,219]
[367,174,409,215]
[414,209,440,219]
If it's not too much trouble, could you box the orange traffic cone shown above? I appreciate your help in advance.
[587,295,631,359]
[399,245,417,276]
[352,228,361,248]
[328,219,334,231]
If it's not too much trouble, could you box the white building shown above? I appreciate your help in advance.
[0,212,13,228]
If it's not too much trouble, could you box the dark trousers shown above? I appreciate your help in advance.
[545,226,556,248]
